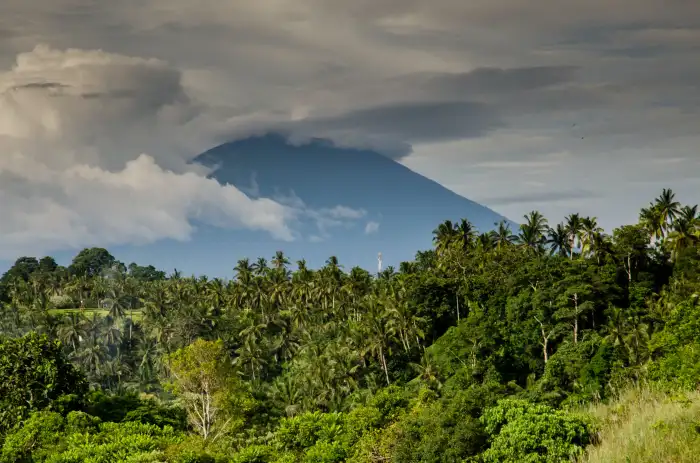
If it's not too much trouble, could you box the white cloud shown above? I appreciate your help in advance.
[0,152,296,258]
[0,45,208,170]
[323,205,367,220]
[0,45,365,259]
[0,0,699,260]
[365,221,380,235]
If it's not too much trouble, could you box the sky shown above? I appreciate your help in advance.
[0,0,699,265]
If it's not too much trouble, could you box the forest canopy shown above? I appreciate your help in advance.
[0,188,699,462]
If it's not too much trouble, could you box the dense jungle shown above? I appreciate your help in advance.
[1,188,699,463]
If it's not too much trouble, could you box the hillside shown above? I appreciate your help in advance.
[0,188,698,462]
[192,134,513,271]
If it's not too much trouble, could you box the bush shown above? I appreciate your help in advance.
[230,444,277,463]
[49,295,75,310]
[480,399,594,463]
[0,411,65,463]
[0,333,87,431]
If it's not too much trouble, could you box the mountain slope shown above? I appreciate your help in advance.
[0,135,514,277]
[187,134,513,273]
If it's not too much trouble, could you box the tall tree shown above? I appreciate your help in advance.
[564,213,583,259]
[69,248,118,278]
[654,188,681,237]
[166,339,254,441]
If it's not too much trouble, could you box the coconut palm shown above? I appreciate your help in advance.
[491,221,518,250]
[580,216,603,257]
[639,204,664,243]
[654,188,681,237]
[432,220,458,254]
[546,223,570,257]
[564,213,583,259]
[517,211,548,254]
[456,219,477,251]
[666,206,700,260]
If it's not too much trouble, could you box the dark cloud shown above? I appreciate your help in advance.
[1,0,699,243]
[476,189,597,206]
[265,66,603,158]
[313,101,502,142]
[413,66,579,95]
[215,100,505,159]
[12,82,69,90]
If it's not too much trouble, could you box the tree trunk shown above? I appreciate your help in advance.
[543,338,548,363]
[535,316,550,364]
[569,236,574,260]
[380,346,390,385]
[573,293,579,344]
[626,253,632,284]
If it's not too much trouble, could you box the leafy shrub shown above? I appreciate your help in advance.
[0,333,87,431]
[480,399,594,463]
[86,391,187,430]
[0,411,65,463]
[44,420,183,462]
[230,444,277,463]
[49,295,75,310]
[390,395,487,462]
[304,441,346,463]
[275,412,345,451]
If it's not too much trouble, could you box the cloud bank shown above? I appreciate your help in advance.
[0,45,363,259]
[1,0,699,259]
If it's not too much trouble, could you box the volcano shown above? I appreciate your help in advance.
[30,135,513,277]
[186,134,512,273]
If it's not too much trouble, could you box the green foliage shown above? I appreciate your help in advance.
[579,387,700,463]
[0,189,698,462]
[0,333,87,431]
[276,412,345,451]
[0,412,193,463]
[0,411,65,463]
[480,399,594,463]
[43,420,182,462]
[86,391,188,430]
[648,296,700,389]
[69,247,118,277]
[49,294,75,310]
[390,404,486,462]
[166,339,256,441]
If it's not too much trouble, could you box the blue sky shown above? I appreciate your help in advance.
[0,0,699,273]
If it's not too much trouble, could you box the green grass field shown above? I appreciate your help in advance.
[49,308,143,321]
[578,386,700,463]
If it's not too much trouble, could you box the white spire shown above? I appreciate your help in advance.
[377,252,382,273]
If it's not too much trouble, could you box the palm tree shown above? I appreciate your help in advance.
[678,204,699,225]
[104,287,128,320]
[525,211,549,237]
[477,232,495,251]
[456,219,477,251]
[252,257,269,276]
[517,211,548,254]
[588,231,613,264]
[362,298,396,386]
[58,312,87,352]
[409,351,442,390]
[271,251,290,271]
[546,223,570,257]
[654,188,681,237]
[491,221,517,250]
[639,204,664,243]
[564,213,583,259]
[398,261,417,274]
[666,206,700,260]
[580,216,603,257]
[432,220,457,254]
